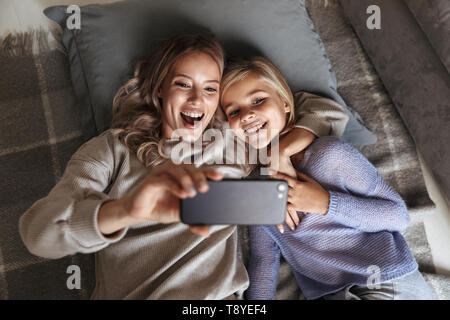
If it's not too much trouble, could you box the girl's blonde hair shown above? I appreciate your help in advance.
[111,33,224,167]
[220,56,295,136]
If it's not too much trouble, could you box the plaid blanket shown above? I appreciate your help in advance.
[0,0,448,300]
[0,28,95,299]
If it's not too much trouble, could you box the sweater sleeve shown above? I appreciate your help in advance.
[246,226,281,300]
[319,138,410,233]
[18,132,128,259]
[293,91,349,138]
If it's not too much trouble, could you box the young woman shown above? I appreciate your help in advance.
[19,34,348,300]
[220,56,434,300]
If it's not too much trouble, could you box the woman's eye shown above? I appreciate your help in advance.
[175,82,189,88]
[205,87,217,93]
[253,97,265,105]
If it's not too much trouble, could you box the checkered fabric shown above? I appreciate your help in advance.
[0,0,448,300]
[0,29,95,299]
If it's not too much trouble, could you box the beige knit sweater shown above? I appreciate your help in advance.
[19,91,349,299]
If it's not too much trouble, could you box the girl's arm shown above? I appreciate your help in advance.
[246,226,281,300]
[274,137,411,233]
[321,138,410,233]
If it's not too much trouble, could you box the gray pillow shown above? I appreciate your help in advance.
[44,0,376,145]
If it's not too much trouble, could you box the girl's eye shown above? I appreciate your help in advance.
[175,82,189,88]
[228,109,240,117]
[253,97,266,105]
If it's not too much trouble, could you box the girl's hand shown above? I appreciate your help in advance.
[105,162,223,237]
[269,170,330,233]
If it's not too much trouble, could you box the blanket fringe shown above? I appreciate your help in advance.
[0,27,64,57]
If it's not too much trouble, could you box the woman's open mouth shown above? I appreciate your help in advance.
[244,121,267,136]
[180,111,204,129]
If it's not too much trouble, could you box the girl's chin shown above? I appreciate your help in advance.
[248,140,271,150]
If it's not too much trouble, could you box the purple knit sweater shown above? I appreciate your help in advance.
[247,136,418,300]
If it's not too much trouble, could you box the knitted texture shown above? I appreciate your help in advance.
[247,136,418,300]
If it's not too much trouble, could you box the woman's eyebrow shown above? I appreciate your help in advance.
[174,74,219,84]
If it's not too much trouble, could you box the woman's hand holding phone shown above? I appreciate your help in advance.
[98,161,223,237]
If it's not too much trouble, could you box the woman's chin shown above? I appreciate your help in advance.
[181,133,200,143]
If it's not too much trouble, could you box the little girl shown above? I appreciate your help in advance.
[220,57,434,300]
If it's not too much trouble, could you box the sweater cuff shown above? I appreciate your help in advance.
[294,114,332,138]
[68,191,128,248]
[324,191,339,221]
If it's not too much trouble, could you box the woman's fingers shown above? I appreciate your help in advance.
[165,166,197,197]
[203,169,224,181]
[189,225,210,237]
[156,174,188,199]
[161,164,224,196]
[185,168,224,193]
[185,167,210,193]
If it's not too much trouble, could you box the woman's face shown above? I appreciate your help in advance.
[158,51,221,142]
[221,73,290,149]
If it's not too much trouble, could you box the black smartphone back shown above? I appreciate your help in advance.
[180,179,288,225]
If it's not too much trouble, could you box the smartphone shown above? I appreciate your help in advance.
[180,179,288,225]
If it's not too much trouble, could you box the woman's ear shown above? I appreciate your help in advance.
[157,87,163,98]
[284,102,290,113]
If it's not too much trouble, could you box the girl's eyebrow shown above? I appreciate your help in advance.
[174,73,220,84]
[223,89,267,110]
[247,89,267,96]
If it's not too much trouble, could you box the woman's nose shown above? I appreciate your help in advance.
[188,88,202,106]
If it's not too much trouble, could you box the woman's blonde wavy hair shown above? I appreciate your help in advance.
[111,33,225,167]
[220,56,295,136]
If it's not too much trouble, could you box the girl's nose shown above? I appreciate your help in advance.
[241,109,256,122]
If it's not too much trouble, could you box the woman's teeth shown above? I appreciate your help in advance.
[245,122,266,135]
[180,111,204,126]
[181,111,204,118]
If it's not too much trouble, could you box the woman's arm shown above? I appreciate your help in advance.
[19,133,223,259]
[292,91,349,138]
[246,226,281,300]
[18,133,127,259]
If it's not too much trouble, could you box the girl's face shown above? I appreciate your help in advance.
[221,73,290,149]
[158,51,221,142]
